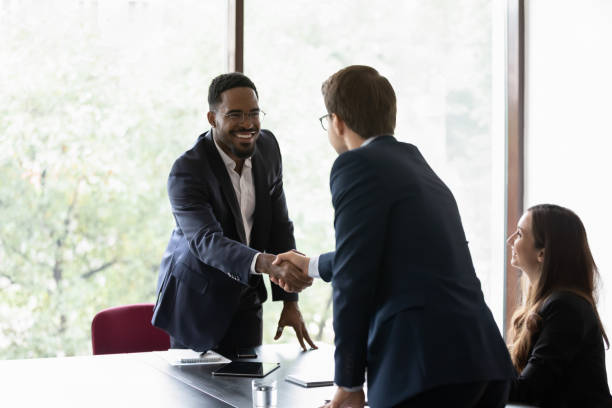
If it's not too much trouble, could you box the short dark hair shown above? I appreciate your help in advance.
[321,65,396,138]
[208,72,258,110]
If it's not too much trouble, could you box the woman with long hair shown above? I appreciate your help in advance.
[506,204,611,407]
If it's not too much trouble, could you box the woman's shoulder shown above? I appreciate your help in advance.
[534,291,605,353]
[539,290,595,321]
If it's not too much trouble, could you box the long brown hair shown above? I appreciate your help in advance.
[508,204,609,372]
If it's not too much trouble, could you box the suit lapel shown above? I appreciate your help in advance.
[203,132,247,244]
[250,149,271,251]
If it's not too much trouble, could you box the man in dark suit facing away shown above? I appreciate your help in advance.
[274,66,514,408]
[152,73,316,355]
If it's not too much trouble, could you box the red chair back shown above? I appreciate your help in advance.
[91,303,170,355]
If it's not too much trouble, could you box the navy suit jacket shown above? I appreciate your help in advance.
[318,135,514,407]
[151,130,297,352]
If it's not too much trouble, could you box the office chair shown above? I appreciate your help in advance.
[91,303,170,355]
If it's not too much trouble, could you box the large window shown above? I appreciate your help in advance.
[245,0,507,344]
[1,0,509,357]
[524,0,612,380]
[0,0,225,358]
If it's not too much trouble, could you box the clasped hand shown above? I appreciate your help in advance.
[256,252,312,293]
[270,250,311,293]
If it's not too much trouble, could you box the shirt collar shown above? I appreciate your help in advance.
[360,135,382,147]
[213,135,252,170]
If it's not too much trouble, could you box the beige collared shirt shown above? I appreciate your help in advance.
[213,137,259,274]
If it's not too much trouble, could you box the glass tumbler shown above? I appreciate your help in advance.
[251,379,277,408]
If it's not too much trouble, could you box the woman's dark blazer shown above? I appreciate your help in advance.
[510,291,612,407]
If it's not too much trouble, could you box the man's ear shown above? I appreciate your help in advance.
[207,111,216,128]
[332,113,345,136]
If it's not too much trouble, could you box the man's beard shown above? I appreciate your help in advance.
[231,143,256,159]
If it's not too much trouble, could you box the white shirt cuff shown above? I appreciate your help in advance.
[308,255,320,278]
[250,252,261,274]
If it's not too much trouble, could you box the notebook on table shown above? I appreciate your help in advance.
[285,372,334,388]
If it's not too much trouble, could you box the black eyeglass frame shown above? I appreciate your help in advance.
[319,113,332,131]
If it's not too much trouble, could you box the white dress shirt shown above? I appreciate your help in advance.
[213,138,260,274]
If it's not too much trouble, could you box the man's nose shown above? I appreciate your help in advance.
[239,115,255,126]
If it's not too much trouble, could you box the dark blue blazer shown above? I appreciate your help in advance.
[318,135,514,407]
[151,130,297,352]
[510,291,612,408]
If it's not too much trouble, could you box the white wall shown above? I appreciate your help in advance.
[525,0,612,380]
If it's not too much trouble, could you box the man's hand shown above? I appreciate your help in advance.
[274,301,317,351]
[321,388,365,408]
[256,253,312,293]
[271,251,311,291]
[273,250,310,274]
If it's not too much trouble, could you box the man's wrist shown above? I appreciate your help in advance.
[338,384,364,392]
[250,253,261,274]
[255,253,275,275]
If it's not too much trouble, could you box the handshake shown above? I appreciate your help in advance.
[255,250,312,293]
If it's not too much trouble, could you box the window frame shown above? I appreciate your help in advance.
[226,0,526,339]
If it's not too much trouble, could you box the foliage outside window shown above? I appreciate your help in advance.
[0,0,504,358]
[0,0,224,358]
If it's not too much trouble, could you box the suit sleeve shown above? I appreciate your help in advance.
[318,252,334,282]
[509,295,589,405]
[266,133,298,302]
[330,151,387,388]
[168,162,256,286]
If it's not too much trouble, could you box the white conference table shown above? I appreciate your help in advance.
[0,343,535,408]
[0,343,336,408]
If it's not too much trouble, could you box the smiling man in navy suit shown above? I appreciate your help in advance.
[274,66,514,408]
[152,73,316,355]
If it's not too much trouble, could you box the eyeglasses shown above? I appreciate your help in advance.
[319,113,332,131]
[217,110,266,123]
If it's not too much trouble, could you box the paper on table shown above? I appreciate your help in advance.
[158,349,231,366]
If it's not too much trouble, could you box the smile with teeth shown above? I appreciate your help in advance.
[235,131,256,139]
